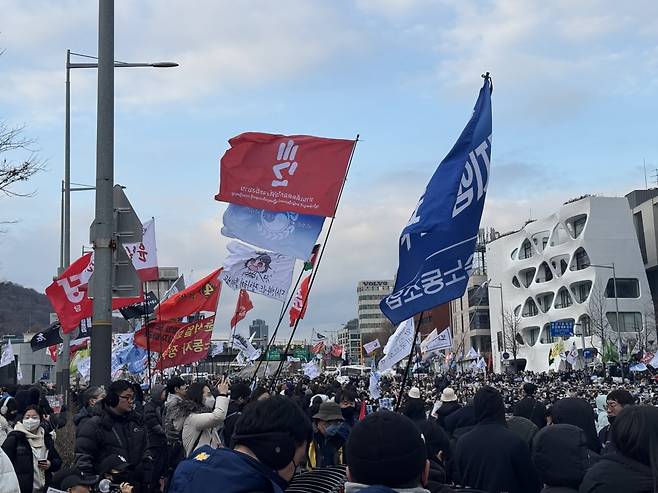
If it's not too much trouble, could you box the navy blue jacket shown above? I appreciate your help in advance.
[169,445,288,493]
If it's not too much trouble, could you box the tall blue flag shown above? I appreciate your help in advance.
[381,77,492,324]
[221,203,324,260]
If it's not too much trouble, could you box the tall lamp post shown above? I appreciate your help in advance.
[487,282,505,366]
[589,262,623,380]
[56,48,177,397]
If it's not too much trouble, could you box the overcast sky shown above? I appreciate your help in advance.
[1,0,658,340]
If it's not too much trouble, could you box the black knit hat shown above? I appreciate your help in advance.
[346,411,427,488]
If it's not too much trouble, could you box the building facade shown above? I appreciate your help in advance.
[357,280,394,335]
[249,319,269,348]
[487,196,653,372]
[450,273,491,357]
[337,319,361,364]
[145,267,181,298]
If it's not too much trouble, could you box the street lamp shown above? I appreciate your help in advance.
[588,262,623,380]
[487,282,506,359]
[56,49,178,398]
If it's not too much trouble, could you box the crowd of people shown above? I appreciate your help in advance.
[0,368,654,492]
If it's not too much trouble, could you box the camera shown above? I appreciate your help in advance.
[96,479,122,493]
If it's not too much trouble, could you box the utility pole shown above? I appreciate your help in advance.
[90,0,114,387]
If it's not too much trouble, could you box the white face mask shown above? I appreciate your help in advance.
[204,396,215,409]
[22,417,40,432]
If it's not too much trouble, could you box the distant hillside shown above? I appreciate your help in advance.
[0,282,51,335]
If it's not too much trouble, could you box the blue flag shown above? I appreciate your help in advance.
[221,203,324,260]
[381,78,492,324]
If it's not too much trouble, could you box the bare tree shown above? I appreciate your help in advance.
[641,300,657,351]
[0,121,44,198]
[503,308,522,362]
[586,287,613,369]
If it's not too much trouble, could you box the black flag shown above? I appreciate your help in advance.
[120,291,159,320]
[30,322,63,351]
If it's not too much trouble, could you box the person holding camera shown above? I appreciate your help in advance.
[1,404,62,493]
[98,454,136,493]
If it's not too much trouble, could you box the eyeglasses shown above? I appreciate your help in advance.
[119,394,135,402]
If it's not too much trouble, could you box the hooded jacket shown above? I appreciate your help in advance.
[169,445,288,493]
[532,424,597,492]
[454,387,540,493]
[344,484,430,493]
[550,399,601,454]
[506,416,539,449]
[0,446,19,493]
[513,395,547,429]
[594,396,608,433]
[579,449,654,493]
[434,401,460,429]
[144,384,167,449]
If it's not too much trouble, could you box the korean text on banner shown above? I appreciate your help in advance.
[155,317,215,370]
[123,218,159,282]
[222,204,324,260]
[381,78,492,325]
[215,132,354,217]
[155,269,222,320]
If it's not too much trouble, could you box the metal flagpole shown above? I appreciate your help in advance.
[143,282,152,390]
[395,312,423,412]
[270,135,360,391]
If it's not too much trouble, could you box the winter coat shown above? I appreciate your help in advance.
[425,459,456,493]
[594,396,608,433]
[164,393,185,444]
[307,427,348,469]
[532,424,598,492]
[434,401,461,429]
[176,397,229,457]
[144,384,168,486]
[221,400,244,447]
[344,483,430,493]
[169,445,289,493]
[0,445,20,493]
[0,414,13,445]
[74,401,150,481]
[443,405,476,435]
[579,450,654,493]
[73,405,96,434]
[454,389,540,493]
[2,425,62,493]
[507,416,539,449]
[541,487,579,493]
[550,398,601,454]
[513,396,547,429]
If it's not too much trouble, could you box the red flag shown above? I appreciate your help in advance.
[289,274,311,327]
[310,341,325,354]
[330,343,343,358]
[46,252,142,333]
[48,345,58,363]
[134,320,186,353]
[155,317,214,370]
[155,269,222,320]
[215,132,354,217]
[358,400,366,421]
[230,289,254,329]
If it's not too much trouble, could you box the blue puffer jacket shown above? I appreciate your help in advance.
[169,445,288,493]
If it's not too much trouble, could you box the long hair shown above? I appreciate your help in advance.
[612,405,658,485]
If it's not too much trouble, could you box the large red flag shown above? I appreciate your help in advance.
[289,274,311,327]
[134,320,186,353]
[155,269,222,320]
[215,132,355,217]
[46,252,142,333]
[310,341,325,355]
[330,343,343,358]
[230,289,253,329]
[155,317,214,370]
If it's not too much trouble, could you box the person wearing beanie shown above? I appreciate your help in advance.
[454,386,540,493]
[144,384,168,492]
[513,382,547,429]
[532,424,595,493]
[168,395,312,493]
[345,411,430,493]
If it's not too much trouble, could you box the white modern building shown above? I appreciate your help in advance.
[487,196,653,372]
[357,280,394,334]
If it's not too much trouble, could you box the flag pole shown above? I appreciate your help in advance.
[395,311,423,412]
[143,282,152,390]
[270,135,360,391]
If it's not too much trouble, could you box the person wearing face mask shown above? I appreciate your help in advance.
[99,454,136,493]
[169,395,312,493]
[2,405,62,493]
[170,378,230,457]
[337,388,358,427]
[308,401,349,469]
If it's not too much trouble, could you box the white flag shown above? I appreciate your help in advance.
[231,334,261,362]
[363,339,381,355]
[221,241,295,301]
[566,343,579,365]
[465,347,480,360]
[16,358,22,381]
[303,361,321,379]
[420,329,438,353]
[426,328,453,352]
[378,318,415,372]
[476,357,486,370]
[124,218,159,280]
[650,352,658,368]
[0,341,14,368]
[210,342,225,357]
[369,360,381,400]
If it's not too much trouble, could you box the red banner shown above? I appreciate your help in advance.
[230,289,253,329]
[134,320,186,353]
[330,343,343,358]
[155,269,222,320]
[310,341,325,355]
[45,253,142,333]
[155,317,214,370]
[215,132,354,217]
[289,274,311,327]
